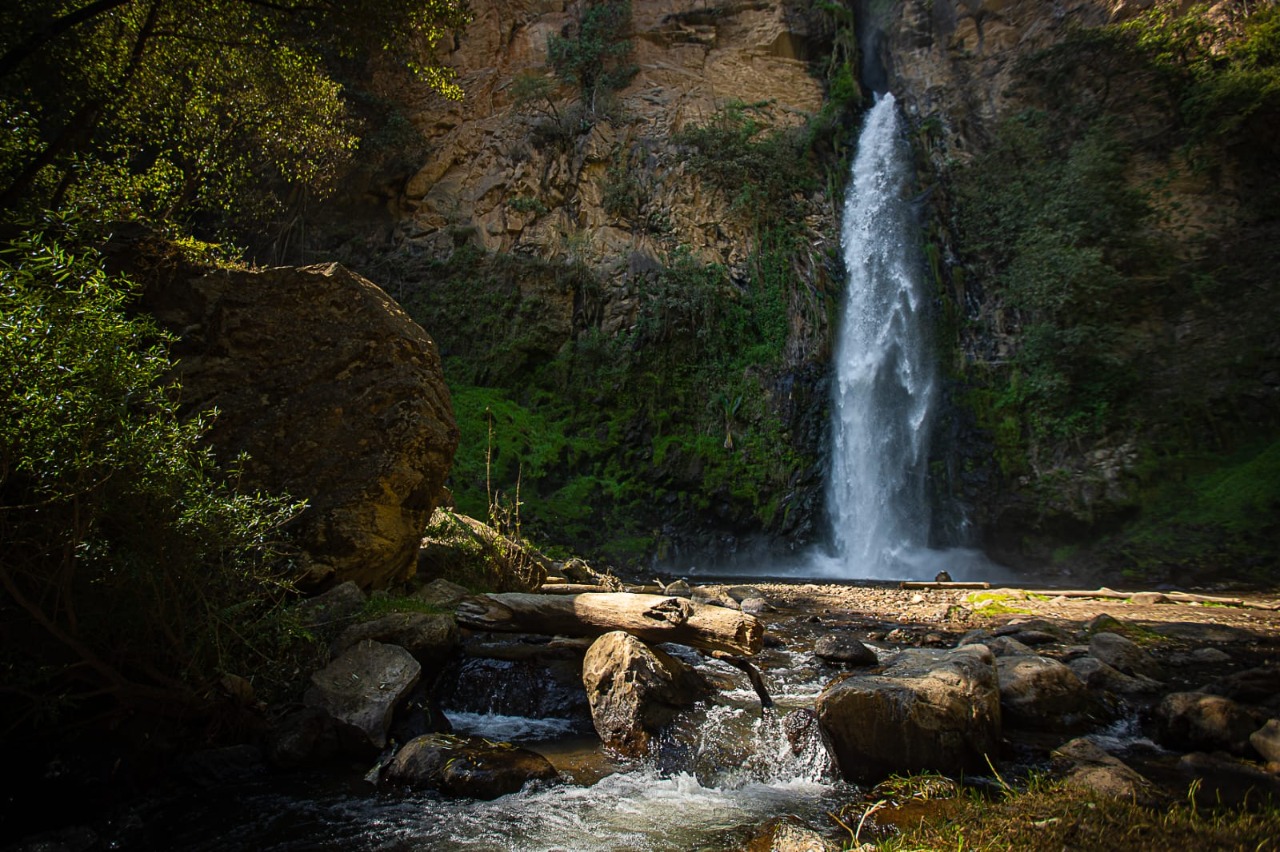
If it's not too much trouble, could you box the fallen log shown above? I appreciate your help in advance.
[899,581,991,590]
[537,583,615,595]
[1033,588,1246,607]
[708,650,773,709]
[455,592,763,656]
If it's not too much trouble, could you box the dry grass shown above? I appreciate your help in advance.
[834,773,1280,851]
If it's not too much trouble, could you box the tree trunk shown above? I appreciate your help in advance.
[456,592,764,655]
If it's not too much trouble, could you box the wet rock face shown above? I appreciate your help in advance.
[144,263,459,589]
[581,630,710,758]
[304,639,422,752]
[382,733,558,799]
[816,644,1001,783]
[1152,692,1270,757]
[996,655,1101,732]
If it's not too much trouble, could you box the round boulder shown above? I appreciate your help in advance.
[382,733,558,799]
[581,631,710,757]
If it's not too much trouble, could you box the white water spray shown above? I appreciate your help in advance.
[825,93,939,578]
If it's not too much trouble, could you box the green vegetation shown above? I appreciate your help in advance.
[946,1,1280,577]
[547,0,637,112]
[0,0,469,242]
[835,772,1280,850]
[0,218,305,727]
[0,1,471,733]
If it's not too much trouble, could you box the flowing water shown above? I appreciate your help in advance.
[146,649,847,851]
[115,96,987,852]
[825,93,938,579]
[816,94,1001,582]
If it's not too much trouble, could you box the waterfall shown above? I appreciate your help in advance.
[825,93,938,579]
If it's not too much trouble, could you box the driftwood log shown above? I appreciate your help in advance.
[455,592,763,656]
[899,581,991,590]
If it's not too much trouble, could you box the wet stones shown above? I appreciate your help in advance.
[304,640,421,753]
[581,630,711,758]
[381,733,558,799]
[816,645,1001,783]
[1052,738,1162,806]
[1088,632,1163,681]
[1152,692,1269,756]
[813,633,878,666]
[996,655,1101,732]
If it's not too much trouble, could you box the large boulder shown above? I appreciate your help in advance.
[303,640,421,752]
[997,655,1100,731]
[1052,737,1162,806]
[381,733,558,799]
[143,262,458,589]
[816,645,1001,783]
[329,611,460,668]
[1088,632,1163,680]
[1152,692,1269,756]
[581,631,710,757]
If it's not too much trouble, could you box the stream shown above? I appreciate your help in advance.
[143,642,853,852]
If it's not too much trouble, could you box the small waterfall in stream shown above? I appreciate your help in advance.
[824,93,938,579]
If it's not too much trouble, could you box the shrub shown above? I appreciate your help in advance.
[0,218,303,727]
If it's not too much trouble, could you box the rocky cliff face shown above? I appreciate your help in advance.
[315,0,856,565]
[874,0,1280,576]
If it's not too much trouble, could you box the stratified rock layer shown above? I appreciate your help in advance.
[145,262,459,588]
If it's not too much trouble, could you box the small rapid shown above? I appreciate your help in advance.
[150,648,848,852]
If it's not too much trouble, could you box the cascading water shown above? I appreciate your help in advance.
[824,94,940,579]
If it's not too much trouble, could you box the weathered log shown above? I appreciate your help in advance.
[1036,588,1246,607]
[899,581,991,590]
[709,650,773,709]
[455,592,763,655]
[537,583,614,595]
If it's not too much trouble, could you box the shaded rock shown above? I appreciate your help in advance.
[997,656,1099,731]
[1005,630,1058,646]
[265,706,342,769]
[1052,737,1162,806]
[957,628,995,647]
[1085,613,1126,634]
[177,744,265,788]
[581,630,710,757]
[744,816,837,852]
[1089,632,1162,680]
[1068,656,1163,696]
[142,263,458,589]
[330,611,459,667]
[412,578,471,609]
[388,682,454,744]
[781,708,839,779]
[1179,751,1280,808]
[986,636,1035,657]
[1152,692,1269,756]
[1201,665,1280,706]
[440,655,591,725]
[304,640,421,752]
[381,733,558,799]
[814,634,879,667]
[728,585,765,603]
[1249,719,1280,764]
[293,581,366,633]
[816,645,1001,783]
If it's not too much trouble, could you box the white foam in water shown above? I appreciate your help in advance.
[447,711,578,742]
[687,94,1009,584]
